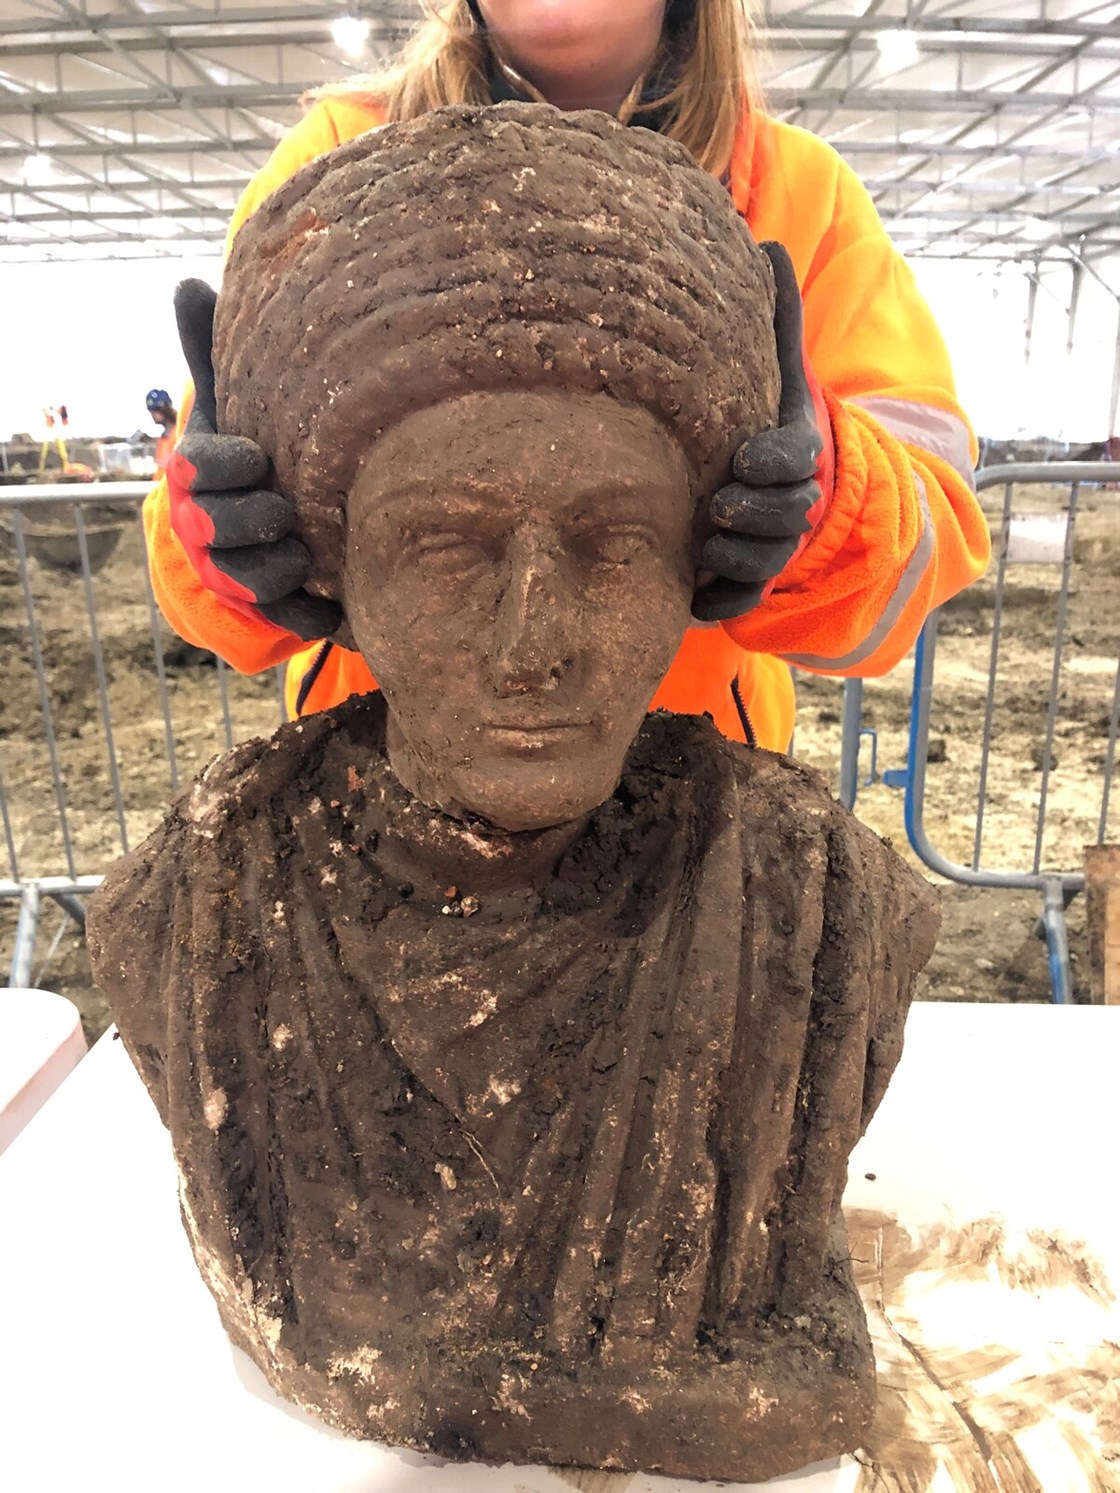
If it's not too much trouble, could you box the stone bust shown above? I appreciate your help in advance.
[89,104,939,1483]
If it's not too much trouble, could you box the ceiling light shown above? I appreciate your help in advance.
[876,29,920,70]
[22,152,52,186]
[331,15,370,58]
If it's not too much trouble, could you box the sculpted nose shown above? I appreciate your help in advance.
[490,533,575,694]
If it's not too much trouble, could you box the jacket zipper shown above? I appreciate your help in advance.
[294,640,334,717]
[730,675,757,748]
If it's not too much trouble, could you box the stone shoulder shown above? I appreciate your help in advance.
[175,699,378,839]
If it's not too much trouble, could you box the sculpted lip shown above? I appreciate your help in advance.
[485,719,586,732]
[481,720,594,753]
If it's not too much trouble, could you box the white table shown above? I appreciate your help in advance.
[0,987,86,1156]
[1,1003,1117,1493]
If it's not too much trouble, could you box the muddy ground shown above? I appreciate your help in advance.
[1,480,1117,1042]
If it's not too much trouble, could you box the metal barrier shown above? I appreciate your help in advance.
[837,675,874,811]
[6,468,1116,1002]
[849,462,1119,1004]
[0,483,286,985]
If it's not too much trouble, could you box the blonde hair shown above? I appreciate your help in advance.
[313,1,761,180]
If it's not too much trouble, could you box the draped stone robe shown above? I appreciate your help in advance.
[88,698,939,1482]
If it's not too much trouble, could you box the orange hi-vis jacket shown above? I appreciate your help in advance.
[154,429,175,475]
[144,95,990,752]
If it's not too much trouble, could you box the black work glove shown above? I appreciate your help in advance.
[166,279,342,641]
[693,242,834,623]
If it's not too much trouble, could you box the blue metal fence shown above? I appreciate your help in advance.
[6,465,1118,1004]
[843,461,1119,1003]
[0,483,286,986]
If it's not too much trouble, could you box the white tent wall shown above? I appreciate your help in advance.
[6,250,1117,448]
[1,253,218,442]
[1020,258,1119,444]
[912,257,1120,445]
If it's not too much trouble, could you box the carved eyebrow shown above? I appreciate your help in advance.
[366,471,692,534]
[395,488,519,534]
[376,477,515,512]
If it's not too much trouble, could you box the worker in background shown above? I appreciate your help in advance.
[150,0,991,751]
[145,389,178,475]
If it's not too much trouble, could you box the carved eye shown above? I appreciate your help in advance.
[412,533,492,574]
[585,526,657,569]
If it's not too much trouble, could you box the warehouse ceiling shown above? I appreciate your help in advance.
[1,0,1119,275]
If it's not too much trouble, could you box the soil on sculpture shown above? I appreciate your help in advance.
[89,697,939,1481]
[88,103,940,1483]
[211,102,780,598]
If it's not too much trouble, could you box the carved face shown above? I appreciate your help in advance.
[343,389,696,832]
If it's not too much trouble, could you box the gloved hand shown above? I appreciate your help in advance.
[165,279,343,640]
[693,241,835,623]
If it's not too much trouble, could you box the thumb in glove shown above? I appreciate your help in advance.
[693,241,835,623]
[166,279,342,642]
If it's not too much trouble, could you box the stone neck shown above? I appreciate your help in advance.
[358,745,590,901]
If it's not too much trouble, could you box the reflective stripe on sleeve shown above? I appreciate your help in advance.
[849,396,977,493]
[781,476,934,671]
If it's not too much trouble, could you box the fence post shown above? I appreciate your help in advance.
[838,678,864,810]
[9,882,41,988]
[1041,879,1072,1006]
[883,462,1118,1004]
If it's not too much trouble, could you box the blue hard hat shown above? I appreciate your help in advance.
[146,388,172,410]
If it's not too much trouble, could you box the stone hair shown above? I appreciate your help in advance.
[213,101,779,586]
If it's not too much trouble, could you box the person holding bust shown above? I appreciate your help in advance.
[146,0,989,754]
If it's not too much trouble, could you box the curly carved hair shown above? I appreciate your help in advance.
[212,101,779,588]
